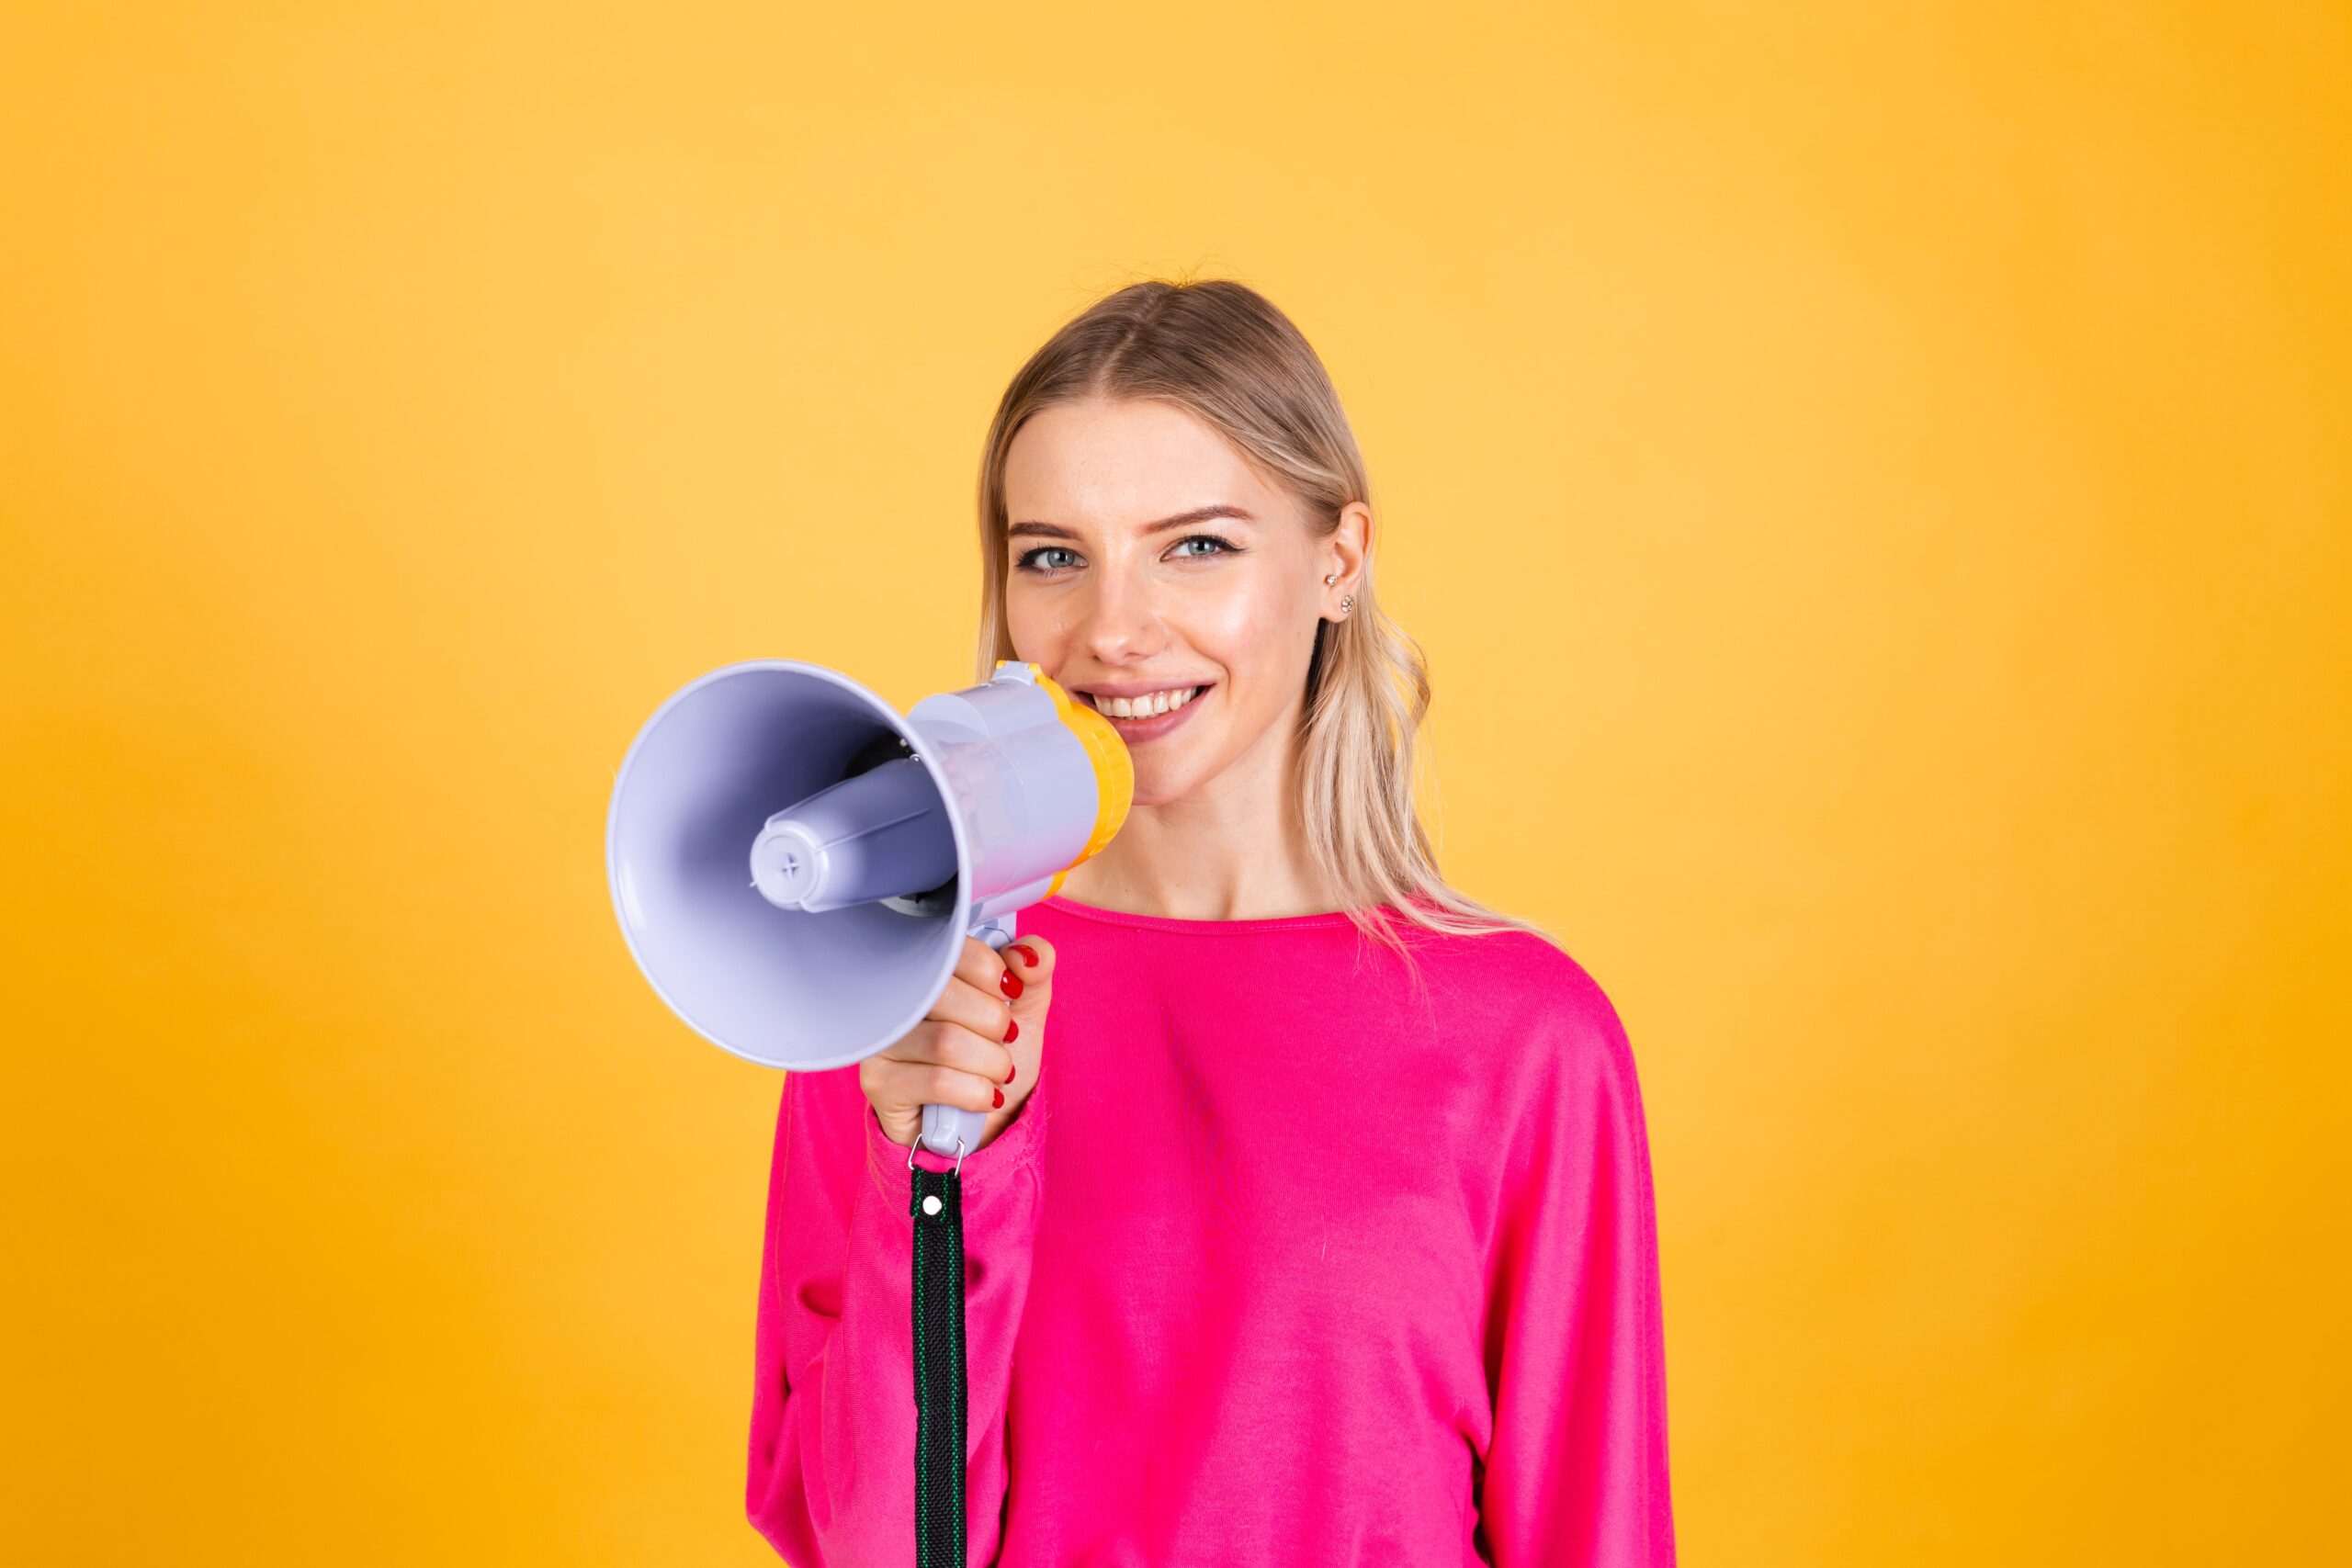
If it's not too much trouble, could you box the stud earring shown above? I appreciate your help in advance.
[1340,595,1353,615]
[1323,572,1340,585]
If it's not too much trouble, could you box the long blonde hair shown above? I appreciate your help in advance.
[974,276,1560,976]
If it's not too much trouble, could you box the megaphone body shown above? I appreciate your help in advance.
[606,659,1131,1160]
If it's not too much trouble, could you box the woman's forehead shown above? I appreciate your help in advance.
[1006,402,1283,529]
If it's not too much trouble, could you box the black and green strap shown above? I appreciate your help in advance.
[910,1159,967,1566]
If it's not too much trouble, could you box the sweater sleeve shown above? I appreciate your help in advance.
[746,1067,1048,1565]
[1476,977,1678,1566]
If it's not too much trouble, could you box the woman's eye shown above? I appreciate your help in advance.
[1012,536,1240,575]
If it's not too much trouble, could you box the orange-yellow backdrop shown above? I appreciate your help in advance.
[5,4,2346,1562]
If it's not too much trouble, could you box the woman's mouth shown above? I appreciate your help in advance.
[1080,683,1212,742]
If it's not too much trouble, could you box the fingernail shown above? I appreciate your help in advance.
[1000,969,1024,999]
[1004,1062,1017,1085]
[992,1087,1004,1108]
[1004,1018,1019,1043]
[1012,943,1037,968]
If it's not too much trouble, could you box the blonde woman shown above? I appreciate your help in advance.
[747,278,1677,1565]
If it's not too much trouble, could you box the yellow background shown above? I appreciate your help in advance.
[5,4,2346,1562]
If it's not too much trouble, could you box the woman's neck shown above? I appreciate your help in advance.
[1054,739,1340,922]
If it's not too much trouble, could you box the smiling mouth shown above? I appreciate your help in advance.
[1080,683,1211,720]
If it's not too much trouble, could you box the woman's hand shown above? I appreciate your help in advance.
[860,933,1056,1156]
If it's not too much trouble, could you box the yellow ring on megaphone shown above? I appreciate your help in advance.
[1001,660,1133,893]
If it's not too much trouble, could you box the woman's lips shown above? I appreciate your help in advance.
[1091,683,1210,742]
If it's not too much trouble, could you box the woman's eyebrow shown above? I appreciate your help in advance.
[1008,504,1258,542]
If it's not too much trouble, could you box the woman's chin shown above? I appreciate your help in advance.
[1125,752,1214,808]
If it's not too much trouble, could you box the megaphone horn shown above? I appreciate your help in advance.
[606,659,1130,1161]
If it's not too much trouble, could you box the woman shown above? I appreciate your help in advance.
[746,278,1677,1565]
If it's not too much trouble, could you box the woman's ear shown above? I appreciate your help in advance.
[1326,502,1372,604]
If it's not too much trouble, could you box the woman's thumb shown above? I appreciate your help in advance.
[1003,934,1057,1018]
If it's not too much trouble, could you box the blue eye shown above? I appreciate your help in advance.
[1012,535,1243,575]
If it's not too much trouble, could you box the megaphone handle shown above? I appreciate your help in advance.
[917,914,1020,1164]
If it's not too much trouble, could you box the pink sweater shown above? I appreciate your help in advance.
[747,893,1677,1565]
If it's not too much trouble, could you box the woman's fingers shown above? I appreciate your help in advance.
[859,931,1059,1150]
[1001,932,1055,989]
[876,1038,1003,1112]
[950,932,1022,1000]
[925,933,1057,1051]
[889,1015,1013,1088]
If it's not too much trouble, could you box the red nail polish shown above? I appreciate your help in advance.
[1004,1018,1019,1043]
[1000,969,1023,998]
[992,1087,1004,1108]
[1012,943,1037,967]
[1004,1062,1017,1084]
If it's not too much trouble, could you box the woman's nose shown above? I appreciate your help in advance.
[1077,574,1164,662]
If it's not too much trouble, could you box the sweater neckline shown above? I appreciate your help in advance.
[1036,892,1385,935]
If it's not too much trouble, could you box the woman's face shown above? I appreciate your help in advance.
[1001,396,1361,807]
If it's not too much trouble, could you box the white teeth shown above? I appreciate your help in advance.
[1098,685,1200,719]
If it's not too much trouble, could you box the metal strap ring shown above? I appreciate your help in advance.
[909,1132,968,1177]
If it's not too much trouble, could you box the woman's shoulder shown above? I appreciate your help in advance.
[1383,901,1636,1082]
[1385,897,1614,1004]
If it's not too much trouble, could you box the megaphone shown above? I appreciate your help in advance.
[606,658,1132,1161]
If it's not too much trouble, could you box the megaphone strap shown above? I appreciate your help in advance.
[910,1160,969,1564]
